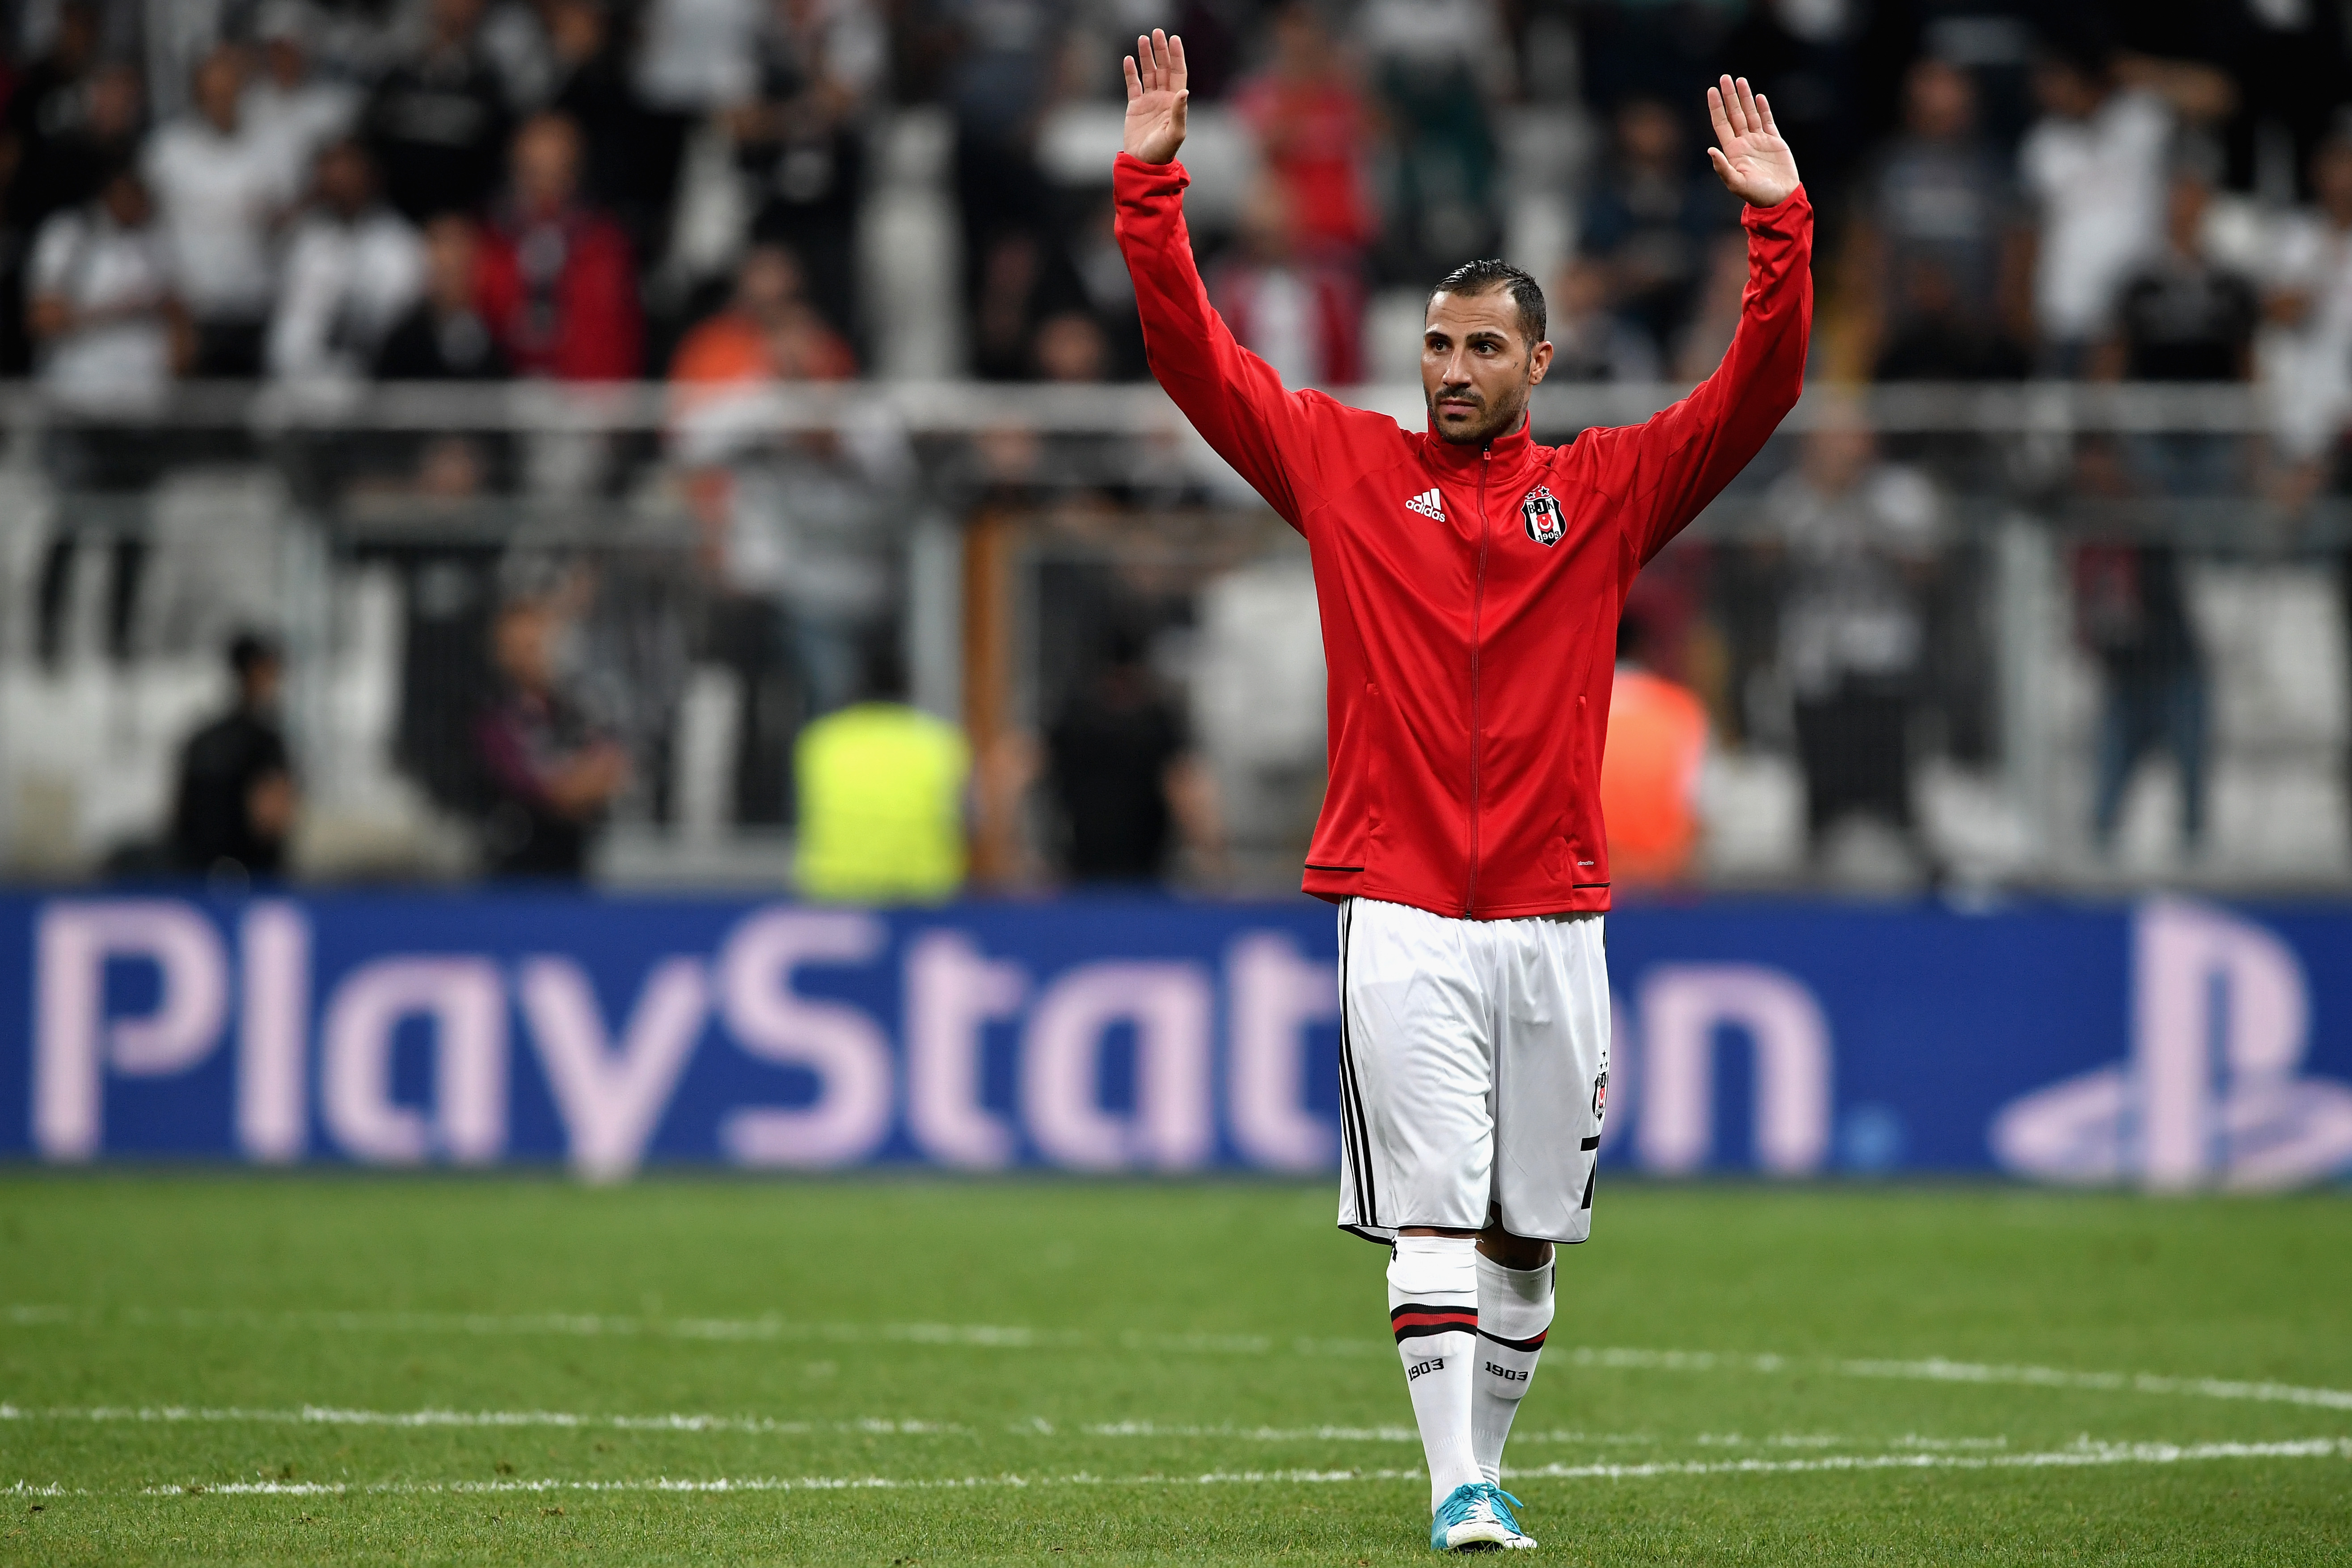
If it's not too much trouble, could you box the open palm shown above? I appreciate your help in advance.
[1706,75,1800,207]
[1123,30,1188,165]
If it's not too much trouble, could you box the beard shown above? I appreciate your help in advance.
[1428,383,1527,446]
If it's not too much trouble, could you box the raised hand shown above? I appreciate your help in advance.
[1123,29,1188,165]
[1706,75,1800,208]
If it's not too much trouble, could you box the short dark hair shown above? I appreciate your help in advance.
[93,151,144,196]
[228,630,281,680]
[1428,258,1547,348]
[2034,28,2113,84]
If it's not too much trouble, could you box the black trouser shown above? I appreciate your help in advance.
[704,593,799,827]
[36,426,168,666]
[36,533,145,665]
[190,316,265,378]
[1794,680,1915,839]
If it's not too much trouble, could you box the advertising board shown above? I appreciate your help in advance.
[4,892,2349,1190]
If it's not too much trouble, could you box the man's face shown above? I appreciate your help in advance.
[1617,101,1678,171]
[194,51,243,131]
[736,247,800,321]
[101,173,151,227]
[243,654,284,712]
[2034,62,2101,119]
[317,144,372,216]
[1423,287,1550,446]
[423,215,479,308]
[1906,60,1973,141]
[2317,144,2352,222]
[88,65,142,138]
[1274,9,1320,76]
[264,38,306,89]
[550,0,604,60]
[512,117,580,213]
[56,4,96,67]
[1805,425,1875,492]
[1034,312,1107,382]
[493,602,558,691]
[431,0,486,43]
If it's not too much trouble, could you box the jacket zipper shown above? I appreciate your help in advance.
[1466,446,1491,916]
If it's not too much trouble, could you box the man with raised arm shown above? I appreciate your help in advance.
[1115,30,1810,1552]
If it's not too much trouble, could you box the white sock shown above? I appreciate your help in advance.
[1472,1253,1555,1484]
[1388,1235,1483,1513]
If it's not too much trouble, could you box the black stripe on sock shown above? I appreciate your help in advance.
[1390,1303,1480,1342]
[1477,1327,1550,1353]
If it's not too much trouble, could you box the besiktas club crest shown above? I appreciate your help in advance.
[1521,485,1566,547]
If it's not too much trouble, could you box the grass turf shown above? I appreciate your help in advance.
[0,1175,2348,1565]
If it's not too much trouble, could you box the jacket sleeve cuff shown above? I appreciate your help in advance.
[1113,151,1191,193]
[1740,183,1809,233]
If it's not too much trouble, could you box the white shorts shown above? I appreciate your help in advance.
[1335,896,1610,1247]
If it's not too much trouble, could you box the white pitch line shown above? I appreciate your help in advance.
[1084,1420,1420,1443]
[0,1404,1835,1451]
[12,1302,2352,1413]
[0,1404,956,1437]
[1833,1356,2352,1412]
[0,1304,1083,1351]
[0,1304,1371,1359]
[1554,1346,2352,1413]
[1509,1437,2352,1482]
[1081,1422,1676,1446]
[0,1303,1368,1358]
[35,1435,2349,1501]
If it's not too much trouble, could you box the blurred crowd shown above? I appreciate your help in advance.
[3,0,2351,893]
[2,0,868,410]
[0,3,2339,409]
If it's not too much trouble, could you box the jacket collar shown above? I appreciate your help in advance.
[1422,411,1536,479]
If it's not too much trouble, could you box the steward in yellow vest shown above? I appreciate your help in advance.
[794,646,970,904]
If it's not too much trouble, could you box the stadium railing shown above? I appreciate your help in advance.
[0,379,2342,894]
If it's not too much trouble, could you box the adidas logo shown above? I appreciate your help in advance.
[1405,488,1444,521]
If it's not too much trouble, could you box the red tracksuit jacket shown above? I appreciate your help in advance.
[1114,152,1812,919]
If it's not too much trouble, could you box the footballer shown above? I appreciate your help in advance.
[1115,29,1810,1552]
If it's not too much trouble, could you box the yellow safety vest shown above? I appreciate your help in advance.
[794,702,971,904]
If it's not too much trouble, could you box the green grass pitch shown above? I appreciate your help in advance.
[1,1176,2348,1565]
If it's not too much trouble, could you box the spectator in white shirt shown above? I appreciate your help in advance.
[26,161,187,666]
[268,138,425,385]
[28,161,185,416]
[144,46,300,375]
[2015,39,2243,375]
[2017,46,2172,374]
[244,2,363,188]
[2265,137,2352,480]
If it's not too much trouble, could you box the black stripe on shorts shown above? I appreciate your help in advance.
[1336,901,1377,1227]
